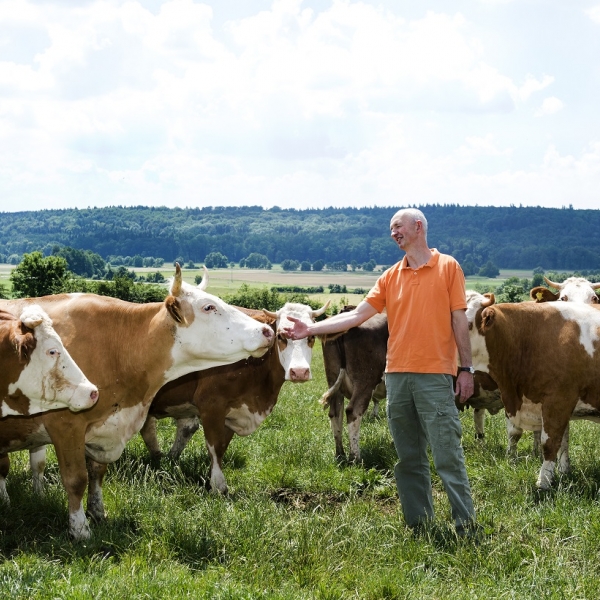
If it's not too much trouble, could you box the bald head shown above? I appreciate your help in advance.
[390,208,428,240]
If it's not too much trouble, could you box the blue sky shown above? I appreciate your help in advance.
[1,0,599,212]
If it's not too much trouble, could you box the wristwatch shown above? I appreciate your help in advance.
[458,366,475,374]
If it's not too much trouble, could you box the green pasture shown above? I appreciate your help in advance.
[2,339,600,598]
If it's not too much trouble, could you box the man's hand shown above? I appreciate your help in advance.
[455,371,474,403]
[281,316,310,340]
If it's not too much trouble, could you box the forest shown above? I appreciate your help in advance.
[0,204,599,271]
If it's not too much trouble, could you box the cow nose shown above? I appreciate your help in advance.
[290,367,310,381]
[90,389,99,403]
[262,327,274,342]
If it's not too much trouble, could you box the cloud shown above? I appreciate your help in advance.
[585,5,600,24]
[0,0,591,213]
[534,96,564,117]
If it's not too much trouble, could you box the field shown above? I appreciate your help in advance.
[6,263,600,598]
[2,340,600,598]
[0,263,532,303]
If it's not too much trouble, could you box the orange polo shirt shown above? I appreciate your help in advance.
[365,249,467,375]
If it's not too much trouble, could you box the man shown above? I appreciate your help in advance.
[283,208,477,535]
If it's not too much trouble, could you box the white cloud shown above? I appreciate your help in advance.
[585,5,600,24]
[0,0,596,212]
[534,96,564,117]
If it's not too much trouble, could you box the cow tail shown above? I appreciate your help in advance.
[319,368,346,408]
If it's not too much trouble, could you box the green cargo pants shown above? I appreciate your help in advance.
[385,372,476,531]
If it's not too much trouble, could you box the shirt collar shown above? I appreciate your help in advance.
[399,248,440,270]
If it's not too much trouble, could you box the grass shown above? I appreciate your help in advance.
[2,340,600,598]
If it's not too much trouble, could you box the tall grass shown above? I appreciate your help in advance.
[1,342,600,599]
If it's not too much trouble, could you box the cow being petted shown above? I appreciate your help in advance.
[468,295,600,489]
[0,266,273,539]
[140,302,328,493]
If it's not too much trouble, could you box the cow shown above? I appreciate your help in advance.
[319,312,389,462]
[467,291,600,488]
[531,275,600,304]
[0,266,274,539]
[486,276,600,466]
[140,302,327,493]
[0,305,98,419]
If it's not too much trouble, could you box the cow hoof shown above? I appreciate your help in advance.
[86,508,107,523]
[475,433,485,440]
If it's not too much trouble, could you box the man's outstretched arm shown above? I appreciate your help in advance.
[282,300,379,340]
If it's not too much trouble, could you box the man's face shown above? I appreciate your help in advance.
[390,213,418,250]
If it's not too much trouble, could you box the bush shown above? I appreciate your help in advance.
[478,261,500,278]
[239,253,272,269]
[281,259,300,271]
[10,252,70,298]
[204,252,229,269]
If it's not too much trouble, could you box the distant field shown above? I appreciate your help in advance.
[0,263,534,301]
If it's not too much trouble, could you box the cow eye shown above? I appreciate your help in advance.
[203,304,216,313]
[47,348,60,358]
[277,333,288,344]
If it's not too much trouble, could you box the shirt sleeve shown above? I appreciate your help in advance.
[448,260,467,312]
[365,271,388,313]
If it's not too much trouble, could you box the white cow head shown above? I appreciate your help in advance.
[4,305,99,416]
[540,276,600,304]
[163,265,274,382]
[263,301,330,381]
[465,290,495,375]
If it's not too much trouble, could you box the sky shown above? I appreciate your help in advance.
[1,0,599,213]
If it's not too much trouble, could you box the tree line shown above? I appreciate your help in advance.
[1,204,600,271]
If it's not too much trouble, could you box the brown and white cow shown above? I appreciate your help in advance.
[0,305,98,419]
[467,292,600,489]
[531,276,600,305]
[0,266,273,539]
[140,302,327,493]
[476,277,600,467]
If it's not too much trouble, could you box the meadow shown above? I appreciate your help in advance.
[5,263,600,599]
[1,339,600,599]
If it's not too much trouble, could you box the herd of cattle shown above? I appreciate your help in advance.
[2,267,600,540]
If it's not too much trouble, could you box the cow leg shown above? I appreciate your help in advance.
[532,430,542,458]
[537,408,572,490]
[0,454,10,504]
[168,416,200,460]
[328,391,346,459]
[371,398,380,419]
[557,424,571,475]
[86,458,108,523]
[473,408,486,440]
[204,423,235,494]
[347,390,375,462]
[506,416,523,458]
[51,434,91,540]
[30,446,47,495]
[140,415,163,459]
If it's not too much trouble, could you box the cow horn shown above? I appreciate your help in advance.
[311,300,331,318]
[482,293,495,307]
[197,266,209,291]
[543,276,563,290]
[171,263,183,296]
[262,309,279,319]
[591,282,600,290]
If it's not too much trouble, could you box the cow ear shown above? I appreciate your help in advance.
[12,330,35,363]
[165,296,187,325]
[481,307,496,330]
[530,286,558,303]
